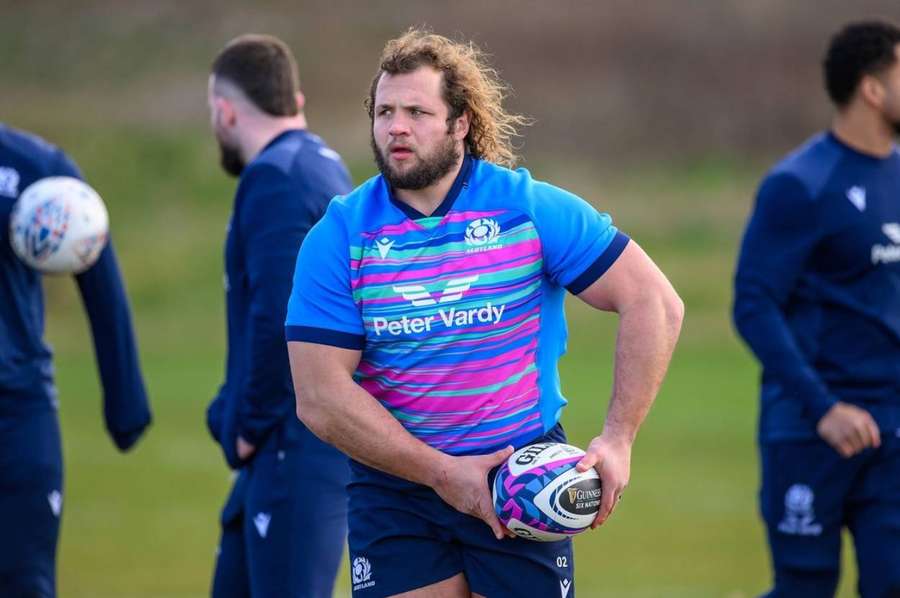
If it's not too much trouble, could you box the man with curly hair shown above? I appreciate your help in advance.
[734,20,900,598]
[286,29,683,597]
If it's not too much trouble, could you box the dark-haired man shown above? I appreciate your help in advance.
[205,34,351,598]
[734,20,900,598]
[0,123,151,597]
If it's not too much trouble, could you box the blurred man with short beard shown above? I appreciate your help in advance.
[734,21,900,598]
[286,29,682,597]
[205,34,351,598]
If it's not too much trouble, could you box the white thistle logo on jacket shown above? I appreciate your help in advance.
[0,167,19,197]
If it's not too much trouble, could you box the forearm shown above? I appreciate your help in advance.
[238,315,293,445]
[733,286,836,420]
[297,376,449,487]
[604,292,683,444]
[75,244,151,449]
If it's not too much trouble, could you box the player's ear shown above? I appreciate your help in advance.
[859,74,886,109]
[215,97,238,127]
[452,109,471,141]
[295,90,306,114]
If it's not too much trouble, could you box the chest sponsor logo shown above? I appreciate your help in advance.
[393,275,478,307]
[373,274,506,336]
[846,186,866,212]
[872,222,900,264]
[0,167,19,197]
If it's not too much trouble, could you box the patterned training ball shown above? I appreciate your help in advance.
[9,176,108,274]
[492,442,602,542]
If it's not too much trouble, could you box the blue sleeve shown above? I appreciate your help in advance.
[733,173,837,422]
[285,204,365,349]
[235,165,332,447]
[51,148,83,179]
[74,240,153,451]
[530,181,630,294]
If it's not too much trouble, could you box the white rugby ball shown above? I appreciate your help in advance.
[9,176,109,274]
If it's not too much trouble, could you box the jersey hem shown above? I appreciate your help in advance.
[285,325,365,350]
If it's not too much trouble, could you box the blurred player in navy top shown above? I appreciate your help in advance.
[204,35,351,598]
[0,123,151,597]
[734,21,900,598]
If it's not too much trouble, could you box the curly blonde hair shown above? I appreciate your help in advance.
[366,29,531,168]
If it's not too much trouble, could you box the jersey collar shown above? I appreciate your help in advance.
[256,128,312,160]
[388,154,473,220]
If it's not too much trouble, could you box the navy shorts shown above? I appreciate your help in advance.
[760,433,900,598]
[211,419,350,598]
[0,409,63,598]
[347,425,575,597]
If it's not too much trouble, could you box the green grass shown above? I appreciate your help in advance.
[32,128,861,597]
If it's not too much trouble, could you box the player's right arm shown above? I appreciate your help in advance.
[288,341,512,539]
[285,205,510,539]
[55,149,152,451]
[733,172,879,456]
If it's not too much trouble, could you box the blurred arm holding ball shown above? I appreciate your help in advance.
[0,122,151,597]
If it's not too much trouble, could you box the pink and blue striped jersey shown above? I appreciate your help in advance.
[286,156,628,455]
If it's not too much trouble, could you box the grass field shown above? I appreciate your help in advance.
[32,127,861,597]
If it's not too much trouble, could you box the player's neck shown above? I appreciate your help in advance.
[832,107,895,159]
[394,155,465,216]
[241,114,308,164]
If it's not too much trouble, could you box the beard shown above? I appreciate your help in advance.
[372,133,460,190]
[218,140,245,178]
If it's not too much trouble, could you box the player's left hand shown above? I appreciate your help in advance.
[236,436,256,460]
[576,435,632,528]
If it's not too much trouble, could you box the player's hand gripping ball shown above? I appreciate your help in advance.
[9,176,109,274]
[492,442,602,541]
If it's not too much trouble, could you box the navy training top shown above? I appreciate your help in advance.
[734,131,900,443]
[206,128,352,468]
[0,123,151,450]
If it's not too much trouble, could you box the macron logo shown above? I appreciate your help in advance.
[393,275,479,307]
[47,490,62,517]
[847,186,866,212]
[374,237,395,259]
[560,578,571,598]
[253,512,271,538]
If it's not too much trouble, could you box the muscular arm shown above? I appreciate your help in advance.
[289,342,445,483]
[289,341,513,538]
[575,241,683,524]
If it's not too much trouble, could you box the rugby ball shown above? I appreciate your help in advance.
[9,176,109,274]
[493,442,601,542]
